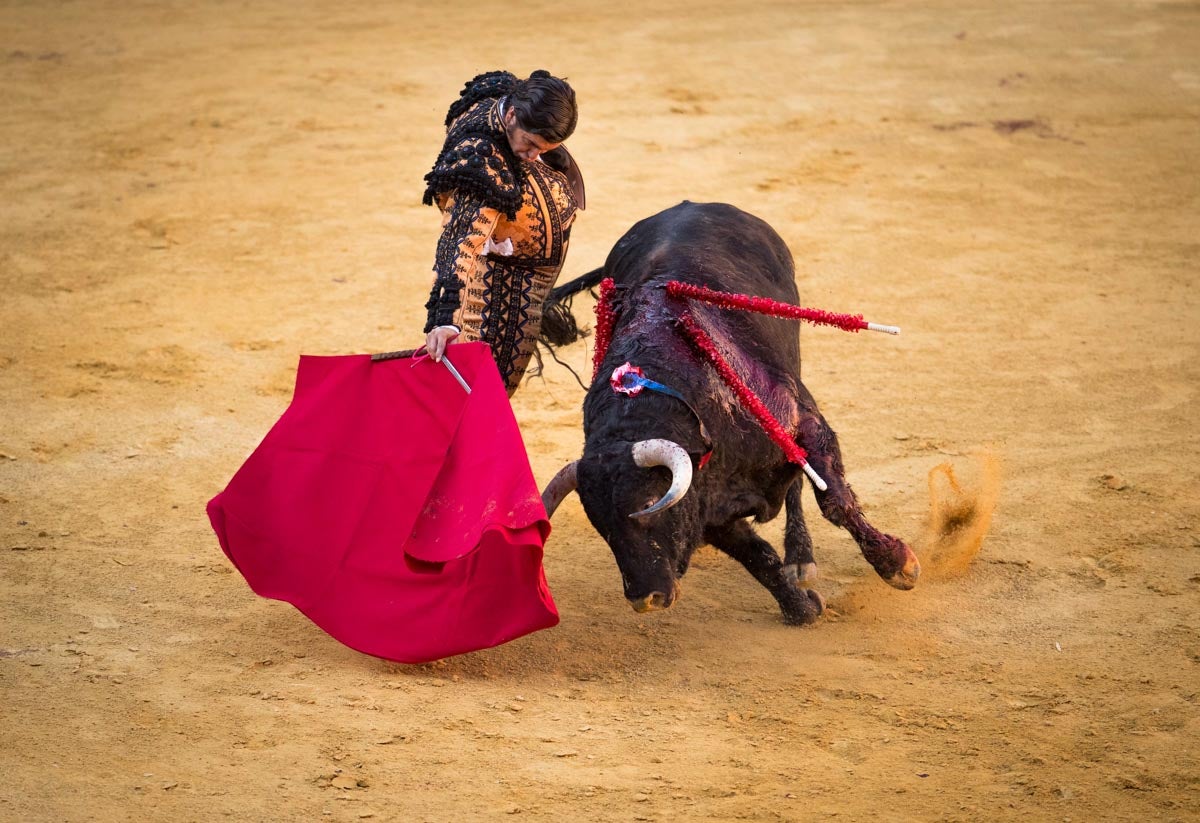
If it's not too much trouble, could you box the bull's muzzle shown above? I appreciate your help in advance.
[627,581,682,613]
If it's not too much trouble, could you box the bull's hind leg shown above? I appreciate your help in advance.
[797,412,920,589]
[708,520,824,625]
[782,479,818,586]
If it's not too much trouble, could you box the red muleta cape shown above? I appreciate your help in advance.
[206,342,558,663]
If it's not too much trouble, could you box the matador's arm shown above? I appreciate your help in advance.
[423,190,499,335]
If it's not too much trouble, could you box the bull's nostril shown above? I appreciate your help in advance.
[629,591,671,613]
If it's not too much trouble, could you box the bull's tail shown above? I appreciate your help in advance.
[539,266,606,347]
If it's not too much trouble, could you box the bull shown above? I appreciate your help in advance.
[541,201,920,624]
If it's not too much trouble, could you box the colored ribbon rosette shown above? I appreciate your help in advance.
[610,362,646,395]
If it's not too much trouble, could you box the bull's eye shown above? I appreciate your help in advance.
[628,496,662,528]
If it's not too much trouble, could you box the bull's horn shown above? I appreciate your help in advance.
[541,461,579,517]
[629,439,693,519]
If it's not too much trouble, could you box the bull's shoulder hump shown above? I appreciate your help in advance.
[605,201,795,291]
[651,201,785,240]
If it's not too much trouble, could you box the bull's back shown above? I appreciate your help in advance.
[601,202,802,376]
[604,201,797,303]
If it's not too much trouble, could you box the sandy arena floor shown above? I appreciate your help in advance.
[2,1,1198,820]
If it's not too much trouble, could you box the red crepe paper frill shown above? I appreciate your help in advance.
[592,277,617,380]
[665,281,868,333]
[677,312,810,467]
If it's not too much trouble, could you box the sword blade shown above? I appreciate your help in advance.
[440,354,472,394]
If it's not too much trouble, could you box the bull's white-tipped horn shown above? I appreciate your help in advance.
[629,439,693,519]
[541,461,579,518]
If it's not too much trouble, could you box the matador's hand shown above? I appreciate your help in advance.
[424,325,460,362]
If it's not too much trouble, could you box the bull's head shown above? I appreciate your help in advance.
[543,439,697,613]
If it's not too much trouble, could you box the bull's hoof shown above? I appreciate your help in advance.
[782,588,825,625]
[782,562,819,585]
[885,551,921,590]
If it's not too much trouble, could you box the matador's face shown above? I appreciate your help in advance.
[503,107,561,163]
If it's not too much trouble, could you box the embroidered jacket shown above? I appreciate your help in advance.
[422,71,581,393]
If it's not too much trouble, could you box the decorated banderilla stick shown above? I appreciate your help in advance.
[677,312,828,491]
[665,281,901,335]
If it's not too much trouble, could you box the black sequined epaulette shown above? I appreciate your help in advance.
[424,92,523,220]
[444,70,517,127]
[422,136,521,219]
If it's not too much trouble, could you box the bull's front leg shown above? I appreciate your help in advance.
[708,520,825,625]
[782,479,818,586]
[796,412,920,589]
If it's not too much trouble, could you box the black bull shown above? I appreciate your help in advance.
[541,201,920,624]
